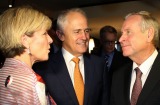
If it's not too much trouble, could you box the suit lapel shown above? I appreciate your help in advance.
[137,53,160,104]
[123,62,133,105]
[83,55,92,105]
[53,51,78,105]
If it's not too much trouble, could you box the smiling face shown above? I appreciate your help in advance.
[59,12,90,57]
[119,15,150,60]
[28,28,53,62]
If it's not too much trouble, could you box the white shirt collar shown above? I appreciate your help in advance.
[133,50,158,75]
[62,47,83,63]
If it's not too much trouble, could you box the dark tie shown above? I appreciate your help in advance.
[104,54,109,71]
[131,67,142,105]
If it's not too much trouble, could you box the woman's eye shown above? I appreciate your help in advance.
[43,32,47,35]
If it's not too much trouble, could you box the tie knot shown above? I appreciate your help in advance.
[105,54,109,60]
[72,57,80,64]
[135,67,142,78]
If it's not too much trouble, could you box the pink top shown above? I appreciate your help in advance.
[0,58,41,104]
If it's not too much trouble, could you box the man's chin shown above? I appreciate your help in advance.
[78,49,88,53]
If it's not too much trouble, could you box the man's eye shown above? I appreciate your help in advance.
[85,30,89,33]
[85,29,91,33]
[74,30,80,34]
[126,30,130,34]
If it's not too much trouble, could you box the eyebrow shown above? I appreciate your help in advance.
[73,28,91,31]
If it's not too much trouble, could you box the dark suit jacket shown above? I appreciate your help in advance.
[92,49,131,76]
[92,49,131,91]
[42,50,108,105]
[110,53,160,105]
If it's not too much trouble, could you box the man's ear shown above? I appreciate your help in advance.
[147,27,154,42]
[21,34,30,48]
[56,30,65,41]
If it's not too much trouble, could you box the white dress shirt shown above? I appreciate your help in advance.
[62,48,85,86]
[130,50,158,99]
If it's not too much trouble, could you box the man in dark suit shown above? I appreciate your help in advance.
[91,26,131,100]
[92,25,130,78]
[42,8,108,105]
[110,11,160,105]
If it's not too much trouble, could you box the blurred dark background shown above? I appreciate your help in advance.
[0,0,160,68]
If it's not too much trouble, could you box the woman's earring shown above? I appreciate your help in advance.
[27,48,31,55]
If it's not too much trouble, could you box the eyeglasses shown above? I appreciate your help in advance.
[104,41,116,45]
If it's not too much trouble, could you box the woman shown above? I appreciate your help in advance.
[0,6,54,104]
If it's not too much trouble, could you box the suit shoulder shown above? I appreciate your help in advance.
[114,61,132,74]
[48,51,62,61]
[89,54,103,61]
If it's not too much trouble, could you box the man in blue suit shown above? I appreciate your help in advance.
[43,8,108,105]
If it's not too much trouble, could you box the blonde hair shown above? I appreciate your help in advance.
[0,6,52,57]
[125,11,160,48]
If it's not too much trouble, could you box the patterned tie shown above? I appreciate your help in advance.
[104,54,109,71]
[131,67,142,105]
[72,57,84,105]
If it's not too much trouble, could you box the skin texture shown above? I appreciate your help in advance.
[29,28,53,61]
[58,12,90,57]
[119,15,155,65]
[20,28,53,66]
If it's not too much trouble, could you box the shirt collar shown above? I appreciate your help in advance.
[102,50,115,57]
[133,50,158,75]
[62,47,83,63]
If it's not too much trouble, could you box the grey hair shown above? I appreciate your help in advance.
[125,11,160,48]
[57,8,87,31]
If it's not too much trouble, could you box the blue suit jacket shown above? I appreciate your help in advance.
[42,50,109,105]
